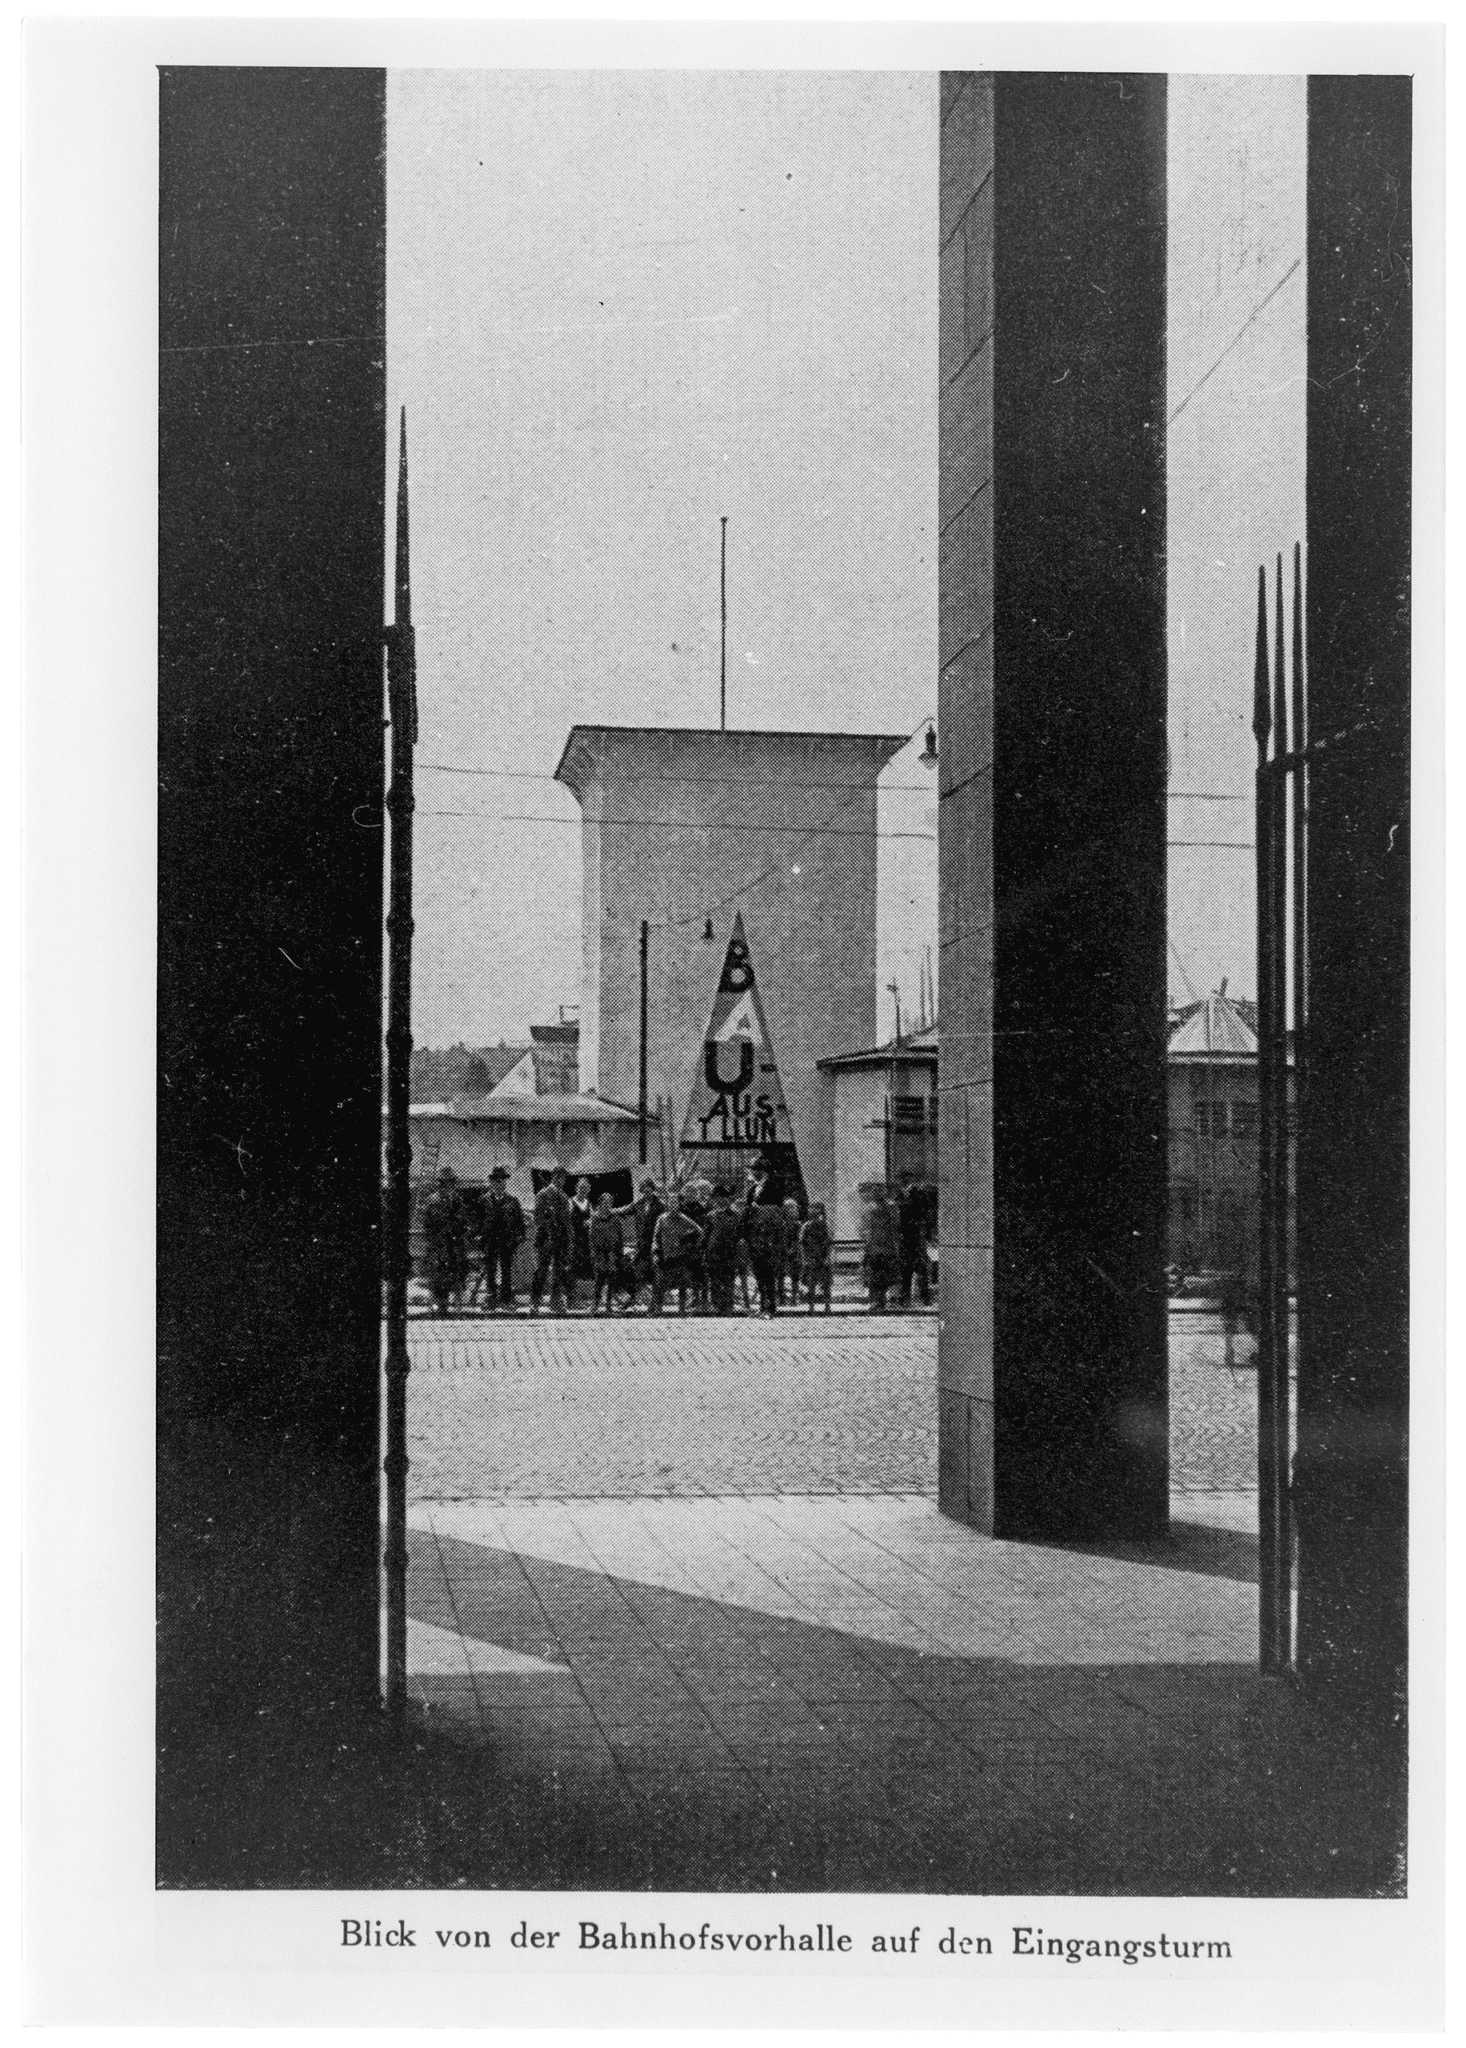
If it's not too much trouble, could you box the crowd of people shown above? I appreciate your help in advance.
[416,1158,934,1320]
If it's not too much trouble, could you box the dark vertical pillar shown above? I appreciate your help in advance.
[157,67,387,1818]
[936,72,996,1526]
[989,74,1170,1540]
[939,73,1169,1540]
[1297,77,1411,1716]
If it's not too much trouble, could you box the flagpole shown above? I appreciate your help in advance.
[638,919,649,1165]
[719,517,728,732]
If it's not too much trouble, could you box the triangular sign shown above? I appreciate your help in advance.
[714,988,760,1044]
[680,914,797,1163]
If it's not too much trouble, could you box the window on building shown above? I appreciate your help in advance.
[1196,1100,1258,1142]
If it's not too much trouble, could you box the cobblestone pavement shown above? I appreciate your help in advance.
[406,1308,1272,1503]
[395,1316,1395,1897]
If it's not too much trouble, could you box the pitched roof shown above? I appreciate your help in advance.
[1168,991,1257,1060]
[488,1050,539,1098]
[818,1022,939,1071]
[411,1092,639,1125]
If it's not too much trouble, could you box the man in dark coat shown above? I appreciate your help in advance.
[457,1182,487,1305]
[896,1174,932,1308]
[863,1187,901,1313]
[625,1178,664,1308]
[799,1202,834,1315]
[779,1197,803,1303]
[479,1164,525,1313]
[680,1178,712,1313]
[421,1165,469,1318]
[530,1166,572,1315]
[704,1185,744,1316]
[743,1168,785,1318]
[746,1156,780,1212]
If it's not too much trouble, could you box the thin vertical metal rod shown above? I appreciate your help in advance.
[1270,554,1293,1663]
[1262,554,1294,1671]
[1288,539,1307,1654]
[383,409,417,1723]
[719,516,728,731]
[1252,562,1283,1672]
[638,919,649,1165]
[1212,987,1220,1261]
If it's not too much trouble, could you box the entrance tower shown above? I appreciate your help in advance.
[554,725,903,1213]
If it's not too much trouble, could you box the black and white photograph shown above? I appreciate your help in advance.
[24,13,1444,2030]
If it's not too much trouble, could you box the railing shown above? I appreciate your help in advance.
[1253,545,1306,1674]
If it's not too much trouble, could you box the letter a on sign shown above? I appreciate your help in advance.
[679,914,798,1173]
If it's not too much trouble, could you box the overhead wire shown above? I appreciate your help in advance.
[414,709,942,935]
[419,808,937,842]
[1167,256,1303,426]
[418,807,1250,850]
[414,720,1255,990]
[417,758,942,797]
[1168,937,1200,1006]
[638,708,941,933]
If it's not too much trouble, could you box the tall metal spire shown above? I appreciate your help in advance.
[394,406,412,630]
[382,405,418,1724]
[1251,563,1270,748]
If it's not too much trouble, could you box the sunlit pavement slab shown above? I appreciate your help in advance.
[399,1491,1398,1896]
[409,1492,1257,1694]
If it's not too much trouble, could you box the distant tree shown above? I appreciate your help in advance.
[459,1054,492,1096]
[409,1042,531,1103]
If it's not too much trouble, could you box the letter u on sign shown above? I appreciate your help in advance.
[705,1040,754,1094]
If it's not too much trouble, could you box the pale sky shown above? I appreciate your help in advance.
[387,72,1303,1046]
[1167,76,1306,1012]
[387,71,937,1048]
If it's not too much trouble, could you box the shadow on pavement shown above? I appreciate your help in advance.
[1050,1518,1261,1586]
[392,1528,1401,1899]
[156,1524,1402,1897]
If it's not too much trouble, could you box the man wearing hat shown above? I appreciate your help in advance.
[742,1160,785,1318]
[627,1176,665,1310]
[478,1164,525,1314]
[530,1165,573,1316]
[421,1164,469,1318]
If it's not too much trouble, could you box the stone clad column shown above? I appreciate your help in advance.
[936,74,996,1525]
[939,74,1170,1540]
[1297,75,1411,1713]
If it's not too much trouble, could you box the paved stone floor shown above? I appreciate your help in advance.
[406,1307,1267,1501]
[391,1311,1390,1897]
